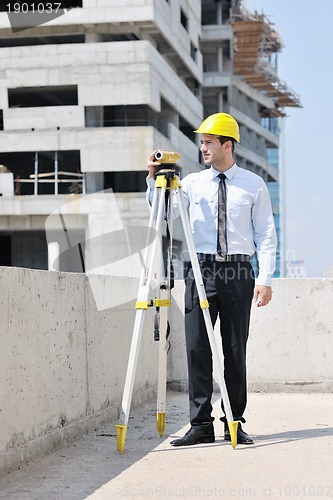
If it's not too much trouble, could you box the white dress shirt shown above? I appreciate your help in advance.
[147,163,277,286]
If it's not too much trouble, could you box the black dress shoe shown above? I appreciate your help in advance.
[224,423,254,445]
[170,423,215,446]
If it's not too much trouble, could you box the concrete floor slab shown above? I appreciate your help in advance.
[0,392,332,499]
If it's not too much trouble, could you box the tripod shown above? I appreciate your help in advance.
[115,168,240,452]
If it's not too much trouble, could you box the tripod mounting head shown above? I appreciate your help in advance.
[154,168,180,180]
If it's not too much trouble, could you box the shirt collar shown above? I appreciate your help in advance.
[210,162,238,180]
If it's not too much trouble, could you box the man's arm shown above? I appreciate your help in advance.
[146,150,161,206]
[252,179,277,307]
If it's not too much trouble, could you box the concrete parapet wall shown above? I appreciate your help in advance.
[168,278,333,393]
[1,270,332,477]
[248,278,333,392]
[0,266,157,478]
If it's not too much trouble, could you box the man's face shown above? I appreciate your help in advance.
[200,134,227,166]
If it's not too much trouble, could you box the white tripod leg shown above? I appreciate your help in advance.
[155,187,174,437]
[116,184,166,453]
[176,183,240,449]
[155,283,170,436]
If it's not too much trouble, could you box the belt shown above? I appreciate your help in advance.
[197,253,251,262]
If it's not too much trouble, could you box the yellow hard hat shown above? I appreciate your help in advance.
[194,113,240,142]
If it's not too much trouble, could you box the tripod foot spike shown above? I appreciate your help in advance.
[156,412,166,437]
[115,424,127,453]
[228,421,240,449]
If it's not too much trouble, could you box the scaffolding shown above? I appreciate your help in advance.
[230,2,301,114]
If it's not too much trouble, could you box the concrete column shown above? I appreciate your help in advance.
[85,31,103,43]
[217,46,223,72]
[85,172,104,194]
[217,91,223,112]
[157,107,179,138]
[48,241,60,271]
[0,172,14,196]
[85,106,103,127]
[216,0,222,25]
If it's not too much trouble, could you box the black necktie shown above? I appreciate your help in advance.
[217,173,228,256]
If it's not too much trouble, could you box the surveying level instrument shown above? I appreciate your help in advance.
[115,152,240,452]
[154,149,181,165]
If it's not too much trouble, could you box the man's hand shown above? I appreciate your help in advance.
[147,150,161,179]
[253,285,272,307]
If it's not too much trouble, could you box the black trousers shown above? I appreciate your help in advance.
[184,261,255,425]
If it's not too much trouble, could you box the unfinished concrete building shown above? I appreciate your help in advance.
[0,0,300,277]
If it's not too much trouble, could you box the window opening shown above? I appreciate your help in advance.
[181,9,188,30]
[8,86,78,108]
[103,105,153,127]
[0,235,11,266]
[0,35,84,47]
[104,171,147,193]
[0,150,83,195]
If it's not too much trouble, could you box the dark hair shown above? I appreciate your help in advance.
[218,136,235,153]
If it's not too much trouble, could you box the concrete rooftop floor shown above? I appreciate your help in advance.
[0,391,332,499]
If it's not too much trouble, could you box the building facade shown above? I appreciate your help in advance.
[0,0,300,277]
[286,260,306,279]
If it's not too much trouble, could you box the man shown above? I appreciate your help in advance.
[146,113,277,446]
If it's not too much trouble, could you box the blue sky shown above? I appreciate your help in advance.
[244,0,333,277]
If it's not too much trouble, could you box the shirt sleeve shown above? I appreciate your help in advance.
[252,179,277,287]
[145,177,155,206]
